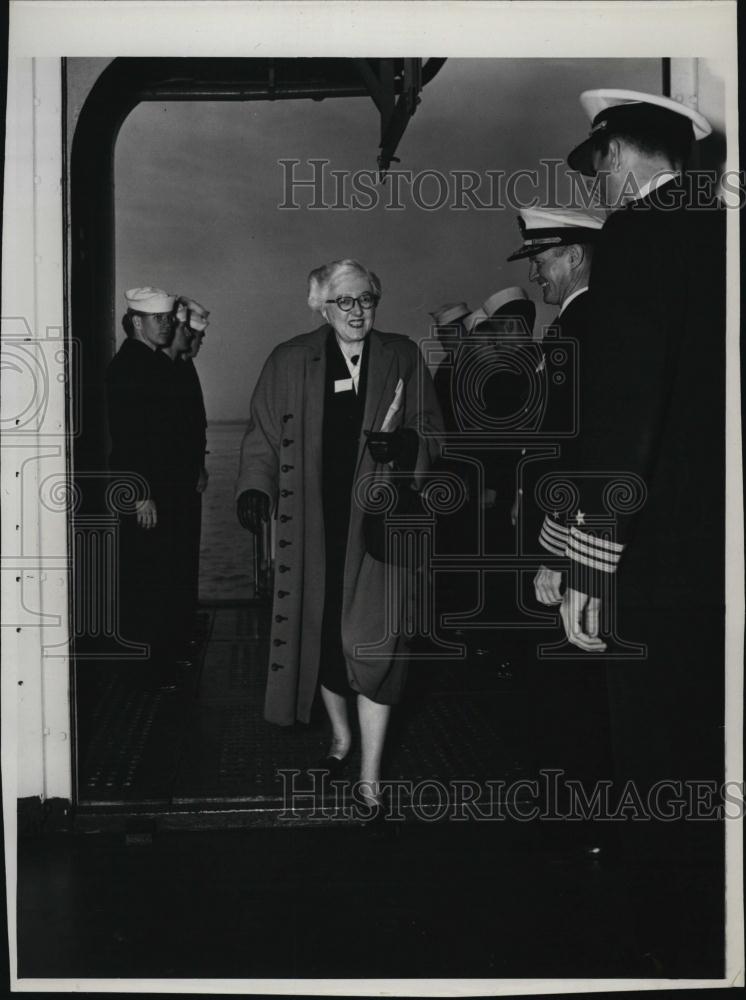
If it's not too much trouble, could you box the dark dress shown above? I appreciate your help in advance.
[319,331,369,695]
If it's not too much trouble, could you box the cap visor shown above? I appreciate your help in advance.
[506,245,541,262]
[506,241,539,261]
[567,136,597,176]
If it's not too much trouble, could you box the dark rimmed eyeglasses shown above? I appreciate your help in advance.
[325,293,378,312]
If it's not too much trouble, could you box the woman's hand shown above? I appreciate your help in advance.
[135,498,157,530]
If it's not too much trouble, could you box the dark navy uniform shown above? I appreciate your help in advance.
[539,180,726,794]
[525,290,615,803]
[105,338,184,658]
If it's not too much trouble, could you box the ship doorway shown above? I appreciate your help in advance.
[68,56,446,819]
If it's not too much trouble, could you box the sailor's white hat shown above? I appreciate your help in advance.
[463,308,488,334]
[125,287,175,313]
[178,296,210,331]
[477,286,536,334]
[483,286,528,316]
[429,302,470,326]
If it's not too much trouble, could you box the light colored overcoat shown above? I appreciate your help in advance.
[236,324,444,725]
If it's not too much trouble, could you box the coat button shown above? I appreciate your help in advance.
[279,539,292,548]
[281,489,294,498]
[271,662,284,671]
[280,515,293,523]
[281,464,294,473]
[277,590,290,598]
[275,614,288,623]
[282,439,294,447]
[273,639,287,647]
[278,564,291,573]
[282,414,294,423]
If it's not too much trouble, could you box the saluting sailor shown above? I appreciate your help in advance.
[174,296,211,638]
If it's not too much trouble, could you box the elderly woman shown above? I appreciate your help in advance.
[236,258,443,811]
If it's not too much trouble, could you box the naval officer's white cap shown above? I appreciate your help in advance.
[430,302,470,326]
[125,287,175,313]
[568,89,712,176]
[507,206,607,262]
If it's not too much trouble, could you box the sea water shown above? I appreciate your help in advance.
[199,422,256,601]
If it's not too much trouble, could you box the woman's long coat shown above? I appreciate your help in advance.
[236,324,444,725]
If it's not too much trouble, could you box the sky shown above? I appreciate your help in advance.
[114,58,661,421]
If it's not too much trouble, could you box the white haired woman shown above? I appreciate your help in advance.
[236,258,443,814]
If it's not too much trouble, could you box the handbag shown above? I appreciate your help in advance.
[361,473,429,566]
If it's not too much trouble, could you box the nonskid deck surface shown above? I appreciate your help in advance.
[76,605,531,826]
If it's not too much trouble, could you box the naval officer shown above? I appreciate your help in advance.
[507,205,605,340]
[534,91,726,811]
[506,209,612,809]
[506,206,605,568]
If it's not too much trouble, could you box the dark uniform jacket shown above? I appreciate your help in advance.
[538,180,726,610]
[527,289,591,561]
[105,337,180,501]
[175,357,207,487]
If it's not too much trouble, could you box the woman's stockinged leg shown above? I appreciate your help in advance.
[320,684,352,760]
[357,693,391,803]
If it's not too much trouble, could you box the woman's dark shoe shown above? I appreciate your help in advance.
[313,754,349,776]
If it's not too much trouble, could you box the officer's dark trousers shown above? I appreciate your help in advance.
[605,605,726,970]
[524,650,614,817]
[605,605,726,827]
